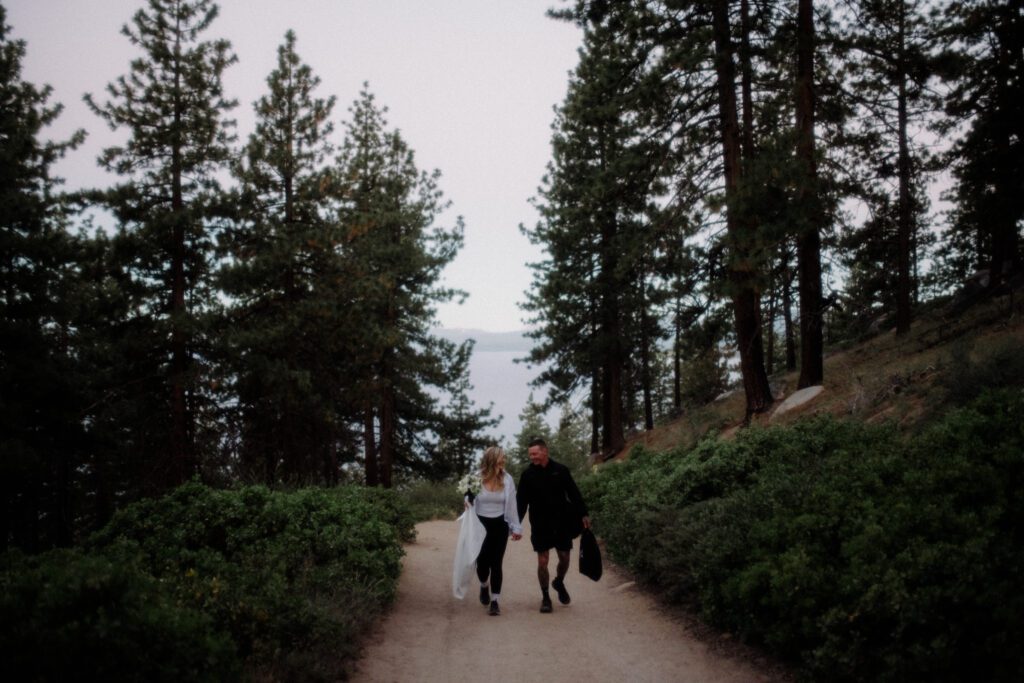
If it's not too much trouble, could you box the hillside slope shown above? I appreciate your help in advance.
[617,292,1024,459]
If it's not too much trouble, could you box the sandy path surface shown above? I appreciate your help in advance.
[350,519,781,683]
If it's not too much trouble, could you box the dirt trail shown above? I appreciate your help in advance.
[350,519,782,683]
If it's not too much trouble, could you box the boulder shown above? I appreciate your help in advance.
[771,385,825,421]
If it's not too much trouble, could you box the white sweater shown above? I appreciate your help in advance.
[471,472,523,536]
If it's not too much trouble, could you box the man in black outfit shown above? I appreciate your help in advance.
[516,437,590,613]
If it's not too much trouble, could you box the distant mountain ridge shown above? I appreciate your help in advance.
[434,328,533,353]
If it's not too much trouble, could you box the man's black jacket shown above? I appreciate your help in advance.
[516,458,588,538]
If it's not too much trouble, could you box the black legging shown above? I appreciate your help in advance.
[475,515,509,594]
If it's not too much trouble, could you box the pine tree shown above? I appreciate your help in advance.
[936,0,1024,289]
[526,8,673,454]
[791,0,826,387]
[708,0,775,409]
[836,0,936,335]
[219,30,343,484]
[1,4,85,550]
[334,87,483,487]
[428,341,498,481]
[85,0,236,487]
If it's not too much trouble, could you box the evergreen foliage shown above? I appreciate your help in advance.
[524,4,678,453]
[527,0,1021,442]
[1,481,410,681]
[1,5,85,552]
[2,0,497,552]
[935,0,1024,289]
[2,0,1023,674]
[219,30,344,485]
[834,0,937,334]
[582,389,1024,681]
[333,88,496,486]
[83,0,238,489]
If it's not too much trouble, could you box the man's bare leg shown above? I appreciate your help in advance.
[537,550,553,612]
[555,549,570,581]
[551,549,572,604]
[537,550,550,589]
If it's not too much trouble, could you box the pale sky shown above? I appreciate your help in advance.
[6,0,582,333]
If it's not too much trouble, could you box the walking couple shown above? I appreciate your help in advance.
[464,437,590,616]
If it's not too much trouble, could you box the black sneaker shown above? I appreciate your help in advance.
[540,596,553,613]
[479,585,490,606]
[488,600,500,616]
[552,577,571,605]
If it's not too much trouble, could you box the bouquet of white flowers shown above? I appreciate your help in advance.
[456,470,482,497]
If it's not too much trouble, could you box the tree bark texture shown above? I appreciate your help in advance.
[795,0,825,388]
[895,0,913,334]
[711,0,773,416]
[988,0,1023,286]
[170,108,191,487]
[364,405,379,486]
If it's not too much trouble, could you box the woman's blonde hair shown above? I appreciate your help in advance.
[479,446,506,490]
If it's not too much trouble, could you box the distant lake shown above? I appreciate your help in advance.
[466,350,551,446]
[435,328,559,445]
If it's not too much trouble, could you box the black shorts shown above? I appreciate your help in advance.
[531,532,573,553]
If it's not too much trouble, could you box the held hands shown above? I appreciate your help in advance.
[511,532,522,541]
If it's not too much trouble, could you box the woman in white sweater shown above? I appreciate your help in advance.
[466,446,522,615]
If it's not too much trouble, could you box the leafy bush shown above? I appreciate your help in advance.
[83,483,406,679]
[584,390,1024,681]
[0,545,240,682]
[398,479,465,521]
[1,483,411,682]
[942,338,1024,405]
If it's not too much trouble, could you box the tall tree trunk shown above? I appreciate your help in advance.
[1,476,10,552]
[599,263,625,454]
[52,451,71,547]
[363,405,378,486]
[590,366,601,455]
[711,0,773,416]
[595,125,626,454]
[170,133,190,486]
[795,0,825,388]
[639,276,654,431]
[379,283,396,488]
[379,382,395,489]
[601,354,625,454]
[169,34,192,488]
[323,426,339,486]
[673,301,682,413]
[740,0,756,159]
[765,270,777,376]
[988,0,1023,286]
[782,246,797,371]
[599,276,626,454]
[895,0,913,335]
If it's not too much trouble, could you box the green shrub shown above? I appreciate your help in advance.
[585,390,1024,681]
[942,338,1024,405]
[397,479,465,522]
[0,545,240,682]
[83,482,408,681]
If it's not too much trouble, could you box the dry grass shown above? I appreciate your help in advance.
[613,292,1024,460]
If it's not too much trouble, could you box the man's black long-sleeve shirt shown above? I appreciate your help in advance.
[516,458,588,538]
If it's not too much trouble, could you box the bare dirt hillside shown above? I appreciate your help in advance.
[349,519,791,683]
[617,294,1024,459]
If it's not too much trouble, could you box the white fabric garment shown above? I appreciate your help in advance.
[452,509,487,599]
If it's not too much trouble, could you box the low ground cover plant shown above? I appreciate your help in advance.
[1,483,411,682]
[582,389,1024,682]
